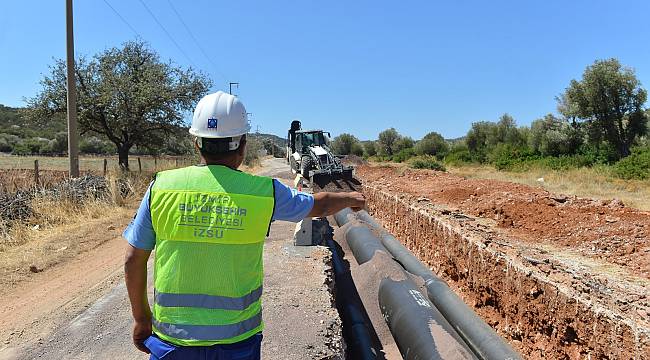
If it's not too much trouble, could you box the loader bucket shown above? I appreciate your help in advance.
[341,168,354,180]
[311,172,335,188]
[311,168,356,189]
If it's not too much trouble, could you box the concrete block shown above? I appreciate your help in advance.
[294,217,313,246]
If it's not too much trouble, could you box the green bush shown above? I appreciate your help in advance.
[613,148,650,180]
[11,137,51,155]
[244,137,263,166]
[392,148,416,163]
[47,132,68,154]
[535,155,595,171]
[489,143,537,171]
[408,155,446,171]
[444,143,472,165]
[578,143,620,164]
[79,136,113,154]
[489,146,596,172]
[0,138,12,152]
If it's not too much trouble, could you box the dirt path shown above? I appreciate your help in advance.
[0,213,132,359]
[0,158,341,360]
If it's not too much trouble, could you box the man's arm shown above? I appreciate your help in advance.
[308,191,366,217]
[124,244,152,353]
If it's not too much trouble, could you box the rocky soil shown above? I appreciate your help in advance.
[357,165,650,359]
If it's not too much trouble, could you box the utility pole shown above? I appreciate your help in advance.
[229,82,239,95]
[65,0,79,178]
[247,113,257,133]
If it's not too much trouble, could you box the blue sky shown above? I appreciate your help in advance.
[1,0,649,140]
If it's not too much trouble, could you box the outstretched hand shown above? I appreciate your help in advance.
[347,192,366,212]
[309,191,367,217]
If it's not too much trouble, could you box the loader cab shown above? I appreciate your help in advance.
[295,130,330,153]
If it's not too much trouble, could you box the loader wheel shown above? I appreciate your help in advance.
[301,157,315,179]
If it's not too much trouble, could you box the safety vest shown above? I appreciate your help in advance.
[149,165,275,346]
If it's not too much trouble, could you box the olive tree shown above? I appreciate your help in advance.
[415,131,449,158]
[331,133,361,155]
[560,58,648,157]
[377,128,401,156]
[529,114,583,156]
[363,141,377,157]
[27,40,211,170]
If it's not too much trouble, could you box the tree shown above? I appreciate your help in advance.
[363,141,377,157]
[350,142,364,156]
[415,131,449,158]
[377,128,401,156]
[560,58,648,157]
[466,121,495,162]
[27,40,211,170]
[529,114,583,156]
[493,114,527,148]
[50,132,69,154]
[331,133,360,155]
[393,136,415,153]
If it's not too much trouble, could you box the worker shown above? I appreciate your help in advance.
[123,91,366,360]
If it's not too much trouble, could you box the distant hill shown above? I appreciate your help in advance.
[248,132,286,147]
[446,136,466,144]
[0,104,67,139]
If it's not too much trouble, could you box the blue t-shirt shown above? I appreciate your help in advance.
[123,179,314,250]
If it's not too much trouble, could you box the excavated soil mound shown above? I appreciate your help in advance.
[341,155,368,166]
[356,165,650,279]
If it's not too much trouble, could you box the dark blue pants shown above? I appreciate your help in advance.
[144,333,262,360]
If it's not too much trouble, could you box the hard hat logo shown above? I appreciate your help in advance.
[189,91,250,138]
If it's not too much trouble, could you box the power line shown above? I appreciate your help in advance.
[136,0,198,69]
[101,0,142,38]
[166,0,228,84]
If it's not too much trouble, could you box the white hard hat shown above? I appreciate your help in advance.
[190,91,250,139]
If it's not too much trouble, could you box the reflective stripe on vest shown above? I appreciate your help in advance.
[154,285,263,311]
[153,313,262,341]
[150,165,274,346]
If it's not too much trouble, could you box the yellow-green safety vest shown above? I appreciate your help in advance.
[149,165,274,346]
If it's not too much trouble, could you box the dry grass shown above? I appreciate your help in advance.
[448,164,650,211]
[0,157,262,288]
[0,154,194,172]
[0,171,152,287]
[0,206,134,289]
[0,173,149,249]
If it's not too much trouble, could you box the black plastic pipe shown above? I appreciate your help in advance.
[379,278,477,360]
[326,237,381,359]
[338,210,522,360]
[338,214,475,359]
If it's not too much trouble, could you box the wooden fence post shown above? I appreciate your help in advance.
[103,158,108,177]
[34,159,39,186]
[154,157,158,171]
[175,158,178,168]
[138,157,142,173]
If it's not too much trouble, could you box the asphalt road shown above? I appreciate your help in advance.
[8,158,340,360]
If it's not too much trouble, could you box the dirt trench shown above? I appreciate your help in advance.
[360,184,649,359]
